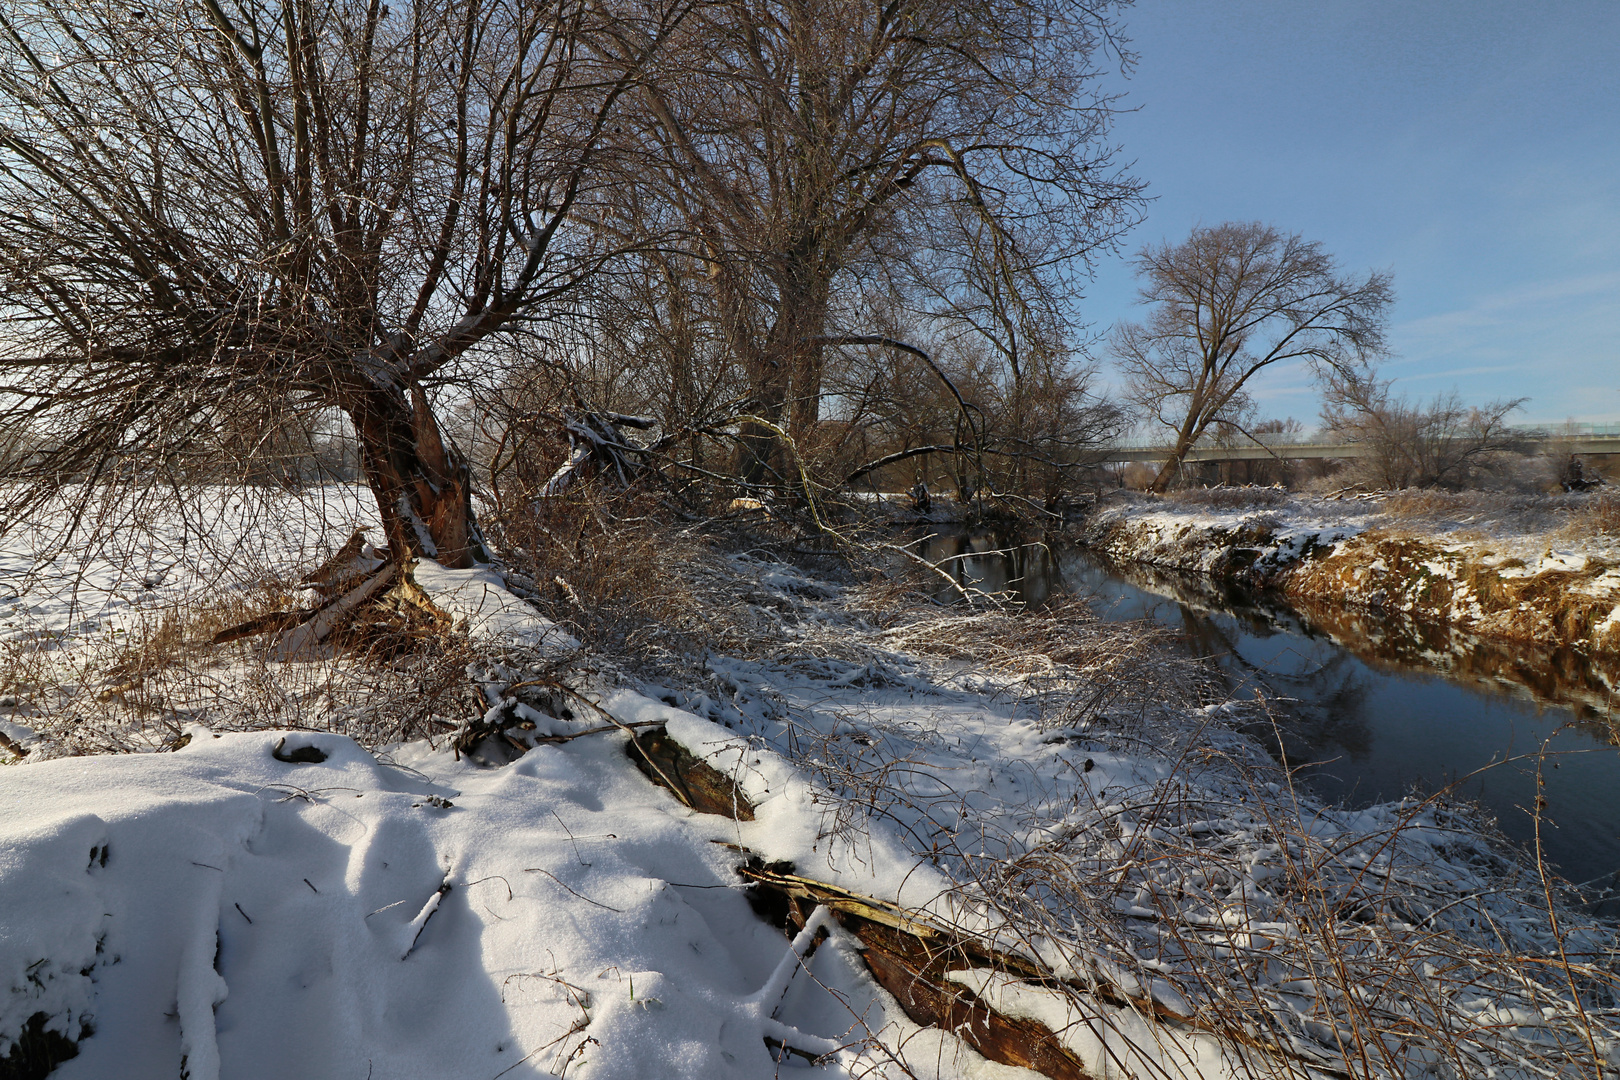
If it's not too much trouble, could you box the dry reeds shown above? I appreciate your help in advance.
[1562,491,1620,539]
[9,483,1615,1077]
[1377,488,1475,519]
[949,748,1620,1079]
[0,488,490,755]
[2,607,484,757]
[480,481,719,659]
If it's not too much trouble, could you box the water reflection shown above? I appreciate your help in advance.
[915,529,1620,907]
[915,530,1062,607]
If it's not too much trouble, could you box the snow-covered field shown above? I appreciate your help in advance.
[1083,489,1620,657]
[3,488,1618,1079]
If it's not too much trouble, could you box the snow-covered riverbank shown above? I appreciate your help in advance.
[4,489,1618,1078]
[1082,488,1620,659]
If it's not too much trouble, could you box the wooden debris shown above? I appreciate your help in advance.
[0,728,27,760]
[739,862,1353,1080]
[537,411,657,498]
[625,726,755,821]
[299,529,386,597]
[211,563,400,648]
[273,564,400,659]
[210,607,313,646]
[625,733,1096,1076]
[212,557,458,659]
[739,861,1093,1080]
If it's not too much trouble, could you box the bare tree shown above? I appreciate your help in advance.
[0,0,676,565]
[1112,222,1393,492]
[1320,366,1526,490]
[593,0,1143,484]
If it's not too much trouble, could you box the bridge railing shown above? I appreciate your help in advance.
[1106,423,1620,451]
[1096,426,1620,462]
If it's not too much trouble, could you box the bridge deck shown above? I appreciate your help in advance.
[1098,434,1620,464]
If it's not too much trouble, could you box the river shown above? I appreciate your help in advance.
[919,530,1620,913]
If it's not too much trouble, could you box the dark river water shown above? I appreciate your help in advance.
[919,531,1620,910]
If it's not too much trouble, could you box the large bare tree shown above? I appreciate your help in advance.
[1112,222,1393,492]
[0,0,676,564]
[593,0,1143,484]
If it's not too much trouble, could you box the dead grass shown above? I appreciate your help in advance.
[957,741,1620,1079]
[0,553,494,757]
[9,486,1616,1075]
[1164,485,1291,510]
[866,595,1196,730]
[483,483,753,662]
[1378,488,1476,519]
[3,621,484,757]
[1562,490,1620,539]
[719,579,1620,1077]
[1365,488,1620,541]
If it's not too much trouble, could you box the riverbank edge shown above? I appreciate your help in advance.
[1078,497,1620,661]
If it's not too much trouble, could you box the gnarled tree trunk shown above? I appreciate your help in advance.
[341,381,483,569]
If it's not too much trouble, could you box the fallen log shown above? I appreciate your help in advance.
[212,557,458,659]
[621,728,1091,1074]
[739,862,1355,1080]
[624,729,1095,1075]
[298,529,387,597]
[626,729,1351,1080]
[272,564,401,659]
[624,726,755,821]
[211,562,401,648]
[738,861,1094,1080]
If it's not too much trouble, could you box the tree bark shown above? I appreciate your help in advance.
[733,260,832,484]
[1150,423,1201,493]
[341,381,482,568]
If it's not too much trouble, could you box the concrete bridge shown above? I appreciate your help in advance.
[1098,431,1620,465]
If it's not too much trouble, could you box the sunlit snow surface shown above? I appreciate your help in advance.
[0,721,954,1080]
[0,489,1045,1078]
[1,486,377,647]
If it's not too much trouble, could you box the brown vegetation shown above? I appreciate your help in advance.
[1286,531,1620,655]
[0,565,483,757]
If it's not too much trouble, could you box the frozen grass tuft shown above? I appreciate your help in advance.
[1563,490,1620,539]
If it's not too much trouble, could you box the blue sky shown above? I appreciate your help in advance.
[1083,1,1620,429]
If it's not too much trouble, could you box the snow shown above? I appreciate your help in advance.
[4,486,1618,1078]
[0,724,927,1079]
[944,969,1237,1080]
[0,490,998,1077]
[413,561,579,654]
[1,485,377,648]
[1085,489,1620,656]
[1082,498,1365,579]
[1086,489,1620,585]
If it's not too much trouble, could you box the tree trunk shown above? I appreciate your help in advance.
[342,382,483,568]
[1150,420,1204,493]
[780,263,831,446]
[741,324,822,485]
[737,264,830,484]
[712,247,833,487]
